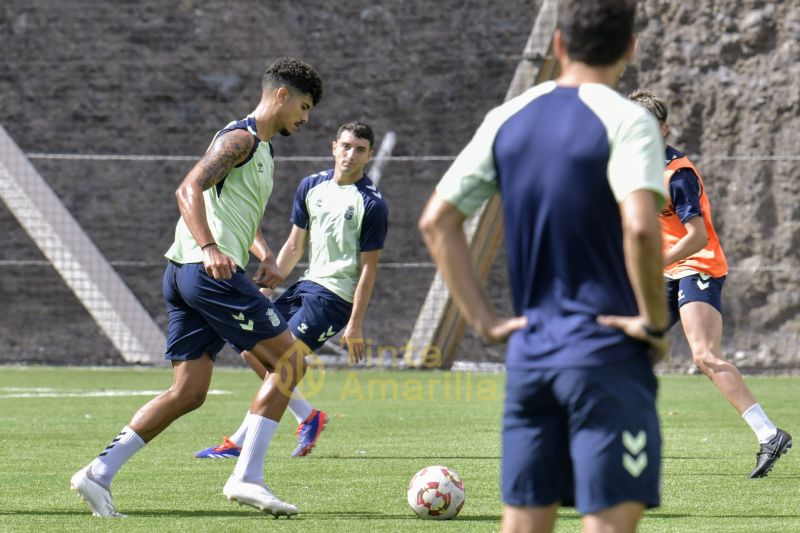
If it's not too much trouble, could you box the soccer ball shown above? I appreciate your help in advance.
[406,465,466,520]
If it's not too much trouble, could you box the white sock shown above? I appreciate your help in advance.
[288,389,314,423]
[89,425,145,488]
[228,411,250,447]
[742,403,778,443]
[232,414,278,484]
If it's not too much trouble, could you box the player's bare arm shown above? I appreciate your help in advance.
[341,249,381,363]
[257,226,307,298]
[598,189,669,361]
[420,193,527,344]
[275,225,308,279]
[175,129,254,280]
[250,232,283,289]
[662,215,708,266]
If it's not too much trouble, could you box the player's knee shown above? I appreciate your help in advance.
[285,351,307,385]
[692,348,724,371]
[265,341,309,386]
[296,358,308,382]
[185,390,207,411]
[170,386,207,412]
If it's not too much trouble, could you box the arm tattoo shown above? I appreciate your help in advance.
[195,130,254,190]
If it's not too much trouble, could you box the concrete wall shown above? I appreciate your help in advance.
[0,1,797,371]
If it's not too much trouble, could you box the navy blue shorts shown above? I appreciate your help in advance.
[502,355,661,514]
[162,261,289,361]
[273,280,352,352]
[666,273,725,327]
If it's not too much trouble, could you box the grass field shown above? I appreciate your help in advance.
[0,366,797,532]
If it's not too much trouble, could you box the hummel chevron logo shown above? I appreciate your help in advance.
[366,184,382,199]
[622,430,648,478]
[678,289,686,300]
[623,452,648,478]
[317,325,336,342]
[697,273,711,291]
[232,312,254,331]
[623,430,646,454]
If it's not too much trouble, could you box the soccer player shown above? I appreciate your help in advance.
[629,90,792,478]
[70,57,323,518]
[419,1,669,531]
[194,121,388,460]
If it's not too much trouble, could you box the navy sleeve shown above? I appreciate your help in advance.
[214,119,260,168]
[360,199,389,252]
[669,168,703,224]
[290,178,311,229]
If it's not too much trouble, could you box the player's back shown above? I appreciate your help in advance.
[492,82,663,369]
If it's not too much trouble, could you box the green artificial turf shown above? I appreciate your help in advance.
[0,367,796,532]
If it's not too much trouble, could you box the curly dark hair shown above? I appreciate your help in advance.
[336,121,374,148]
[262,57,323,106]
[558,0,637,66]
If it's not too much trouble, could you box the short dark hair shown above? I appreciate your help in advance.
[336,121,374,148]
[557,0,637,66]
[629,90,669,124]
[262,57,323,106]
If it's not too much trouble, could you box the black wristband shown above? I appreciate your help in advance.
[642,324,668,338]
[200,242,217,251]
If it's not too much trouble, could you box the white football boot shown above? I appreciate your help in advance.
[70,465,127,518]
[223,476,298,517]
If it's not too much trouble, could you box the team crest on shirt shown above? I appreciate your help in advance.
[266,308,281,327]
[257,162,264,173]
[344,205,355,220]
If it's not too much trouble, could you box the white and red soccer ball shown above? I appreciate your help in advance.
[407,465,466,520]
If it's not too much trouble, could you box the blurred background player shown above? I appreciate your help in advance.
[194,121,388,459]
[630,89,792,478]
[70,57,323,517]
[419,0,669,531]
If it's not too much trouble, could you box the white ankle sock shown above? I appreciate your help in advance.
[229,411,250,447]
[288,390,314,423]
[742,403,778,443]
[89,425,145,488]
[232,414,278,484]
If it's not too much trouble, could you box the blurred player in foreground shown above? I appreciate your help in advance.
[420,0,669,531]
[71,57,322,518]
[630,89,792,478]
[194,121,388,460]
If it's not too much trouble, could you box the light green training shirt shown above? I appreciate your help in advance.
[165,115,274,269]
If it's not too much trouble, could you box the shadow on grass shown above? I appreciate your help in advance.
[310,511,502,521]
[2,509,503,521]
[0,509,271,518]
[16,509,796,522]
[663,456,732,460]
[664,472,800,479]
[318,455,501,460]
[648,513,800,519]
